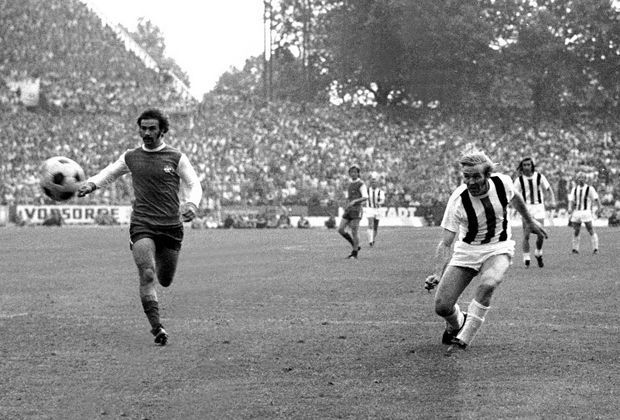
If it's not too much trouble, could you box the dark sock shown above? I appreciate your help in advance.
[340,232,354,246]
[141,299,161,330]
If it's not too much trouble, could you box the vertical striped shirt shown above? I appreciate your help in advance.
[441,173,515,245]
[513,171,551,205]
[366,187,385,208]
[569,184,599,211]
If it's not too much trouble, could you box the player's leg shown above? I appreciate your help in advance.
[338,216,355,248]
[534,217,545,267]
[434,265,477,343]
[155,246,180,287]
[348,218,361,258]
[521,224,531,267]
[132,237,167,344]
[373,217,379,240]
[584,221,598,253]
[366,216,374,246]
[572,222,582,253]
[454,254,511,348]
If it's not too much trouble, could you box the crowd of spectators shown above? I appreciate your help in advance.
[0,0,192,114]
[1,0,619,219]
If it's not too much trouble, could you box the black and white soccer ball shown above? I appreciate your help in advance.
[40,156,86,201]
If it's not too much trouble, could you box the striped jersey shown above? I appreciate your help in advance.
[366,186,385,208]
[568,184,599,211]
[513,171,551,205]
[441,173,515,245]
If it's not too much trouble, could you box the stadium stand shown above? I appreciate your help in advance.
[1,0,619,226]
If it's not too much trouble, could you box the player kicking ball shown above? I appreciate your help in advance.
[424,150,546,354]
[78,109,202,345]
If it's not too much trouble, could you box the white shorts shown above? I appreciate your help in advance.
[526,203,546,221]
[449,240,515,271]
[570,210,594,224]
[364,207,381,219]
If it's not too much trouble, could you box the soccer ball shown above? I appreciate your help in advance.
[40,156,86,201]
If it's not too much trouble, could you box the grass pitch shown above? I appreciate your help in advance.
[0,226,618,419]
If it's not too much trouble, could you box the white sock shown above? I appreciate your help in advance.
[592,233,599,250]
[523,253,531,262]
[534,248,542,257]
[444,304,465,332]
[456,300,489,345]
[368,229,374,244]
[572,233,580,251]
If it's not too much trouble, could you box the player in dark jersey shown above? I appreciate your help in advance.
[77,109,203,346]
[424,150,547,354]
[338,165,368,259]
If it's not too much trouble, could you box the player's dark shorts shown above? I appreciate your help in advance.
[342,207,363,221]
[129,221,184,251]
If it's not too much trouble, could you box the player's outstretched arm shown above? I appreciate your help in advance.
[77,153,129,198]
[77,182,97,197]
[512,191,548,238]
[424,229,456,292]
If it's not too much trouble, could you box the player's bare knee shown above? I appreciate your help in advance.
[475,283,496,305]
[434,296,456,317]
[139,267,156,285]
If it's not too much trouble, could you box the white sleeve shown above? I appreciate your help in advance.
[360,183,368,199]
[590,187,599,201]
[87,153,130,189]
[440,189,462,233]
[178,153,203,207]
[513,177,522,194]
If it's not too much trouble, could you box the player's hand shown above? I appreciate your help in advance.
[180,202,198,222]
[77,182,96,197]
[424,274,440,293]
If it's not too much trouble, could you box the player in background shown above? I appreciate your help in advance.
[568,172,600,254]
[424,150,547,354]
[513,157,556,267]
[365,173,386,247]
[338,164,368,259]
[77,109,202,346]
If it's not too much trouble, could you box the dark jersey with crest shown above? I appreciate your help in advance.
[348,180,365,208]
[124,145,182,227]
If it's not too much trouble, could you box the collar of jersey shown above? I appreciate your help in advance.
[141,142,166,152]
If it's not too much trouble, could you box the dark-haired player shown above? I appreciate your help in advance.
[424,150,546,354]
[78,109,202,345]
[513,157,556,267]
[338,164,368,259]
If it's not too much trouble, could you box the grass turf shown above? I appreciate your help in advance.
[0,226,618,419]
